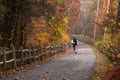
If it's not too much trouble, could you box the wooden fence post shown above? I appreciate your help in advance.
[45,46,47,58]
[12,46,17,69]
[37,47,41,60]
[28,47,32,63]
[58,44,60,53]
[20,47,24,66]
[52,45,54,56]
[48,46,51,57]
[3,47,6,70]
[49,45,52,56]
[38,46,42,60]
[64,44,66,52]
[52,45,54,55]
[50,45,53,56]
[41,47,44,60]
[57,45,59,53]
[32,47,35,61]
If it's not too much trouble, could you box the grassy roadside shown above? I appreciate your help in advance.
[91,48,112,80]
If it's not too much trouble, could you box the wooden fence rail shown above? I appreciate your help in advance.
[0,44,67,71]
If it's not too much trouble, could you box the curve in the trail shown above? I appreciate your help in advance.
[2,43,96,80]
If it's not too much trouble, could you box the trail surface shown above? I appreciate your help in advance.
[2,43,96,80]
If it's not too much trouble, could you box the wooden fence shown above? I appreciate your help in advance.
[0,44,68,71]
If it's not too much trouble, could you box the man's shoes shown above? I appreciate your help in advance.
[75,52,77,54]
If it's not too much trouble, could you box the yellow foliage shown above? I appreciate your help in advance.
[50,27,70,44]
[56,28,70,43]
[55,0,64,4]
[61,30,70,43]
[103,34,112,44]
[94,41,101,48]
[61,17,68,24]
[37,32,50,44]
[49,17,68,28]
[27,32,50,46]
[28,16,69,45]
[111,31,120,46]
[111,53,115,58]
[113,61,117,65]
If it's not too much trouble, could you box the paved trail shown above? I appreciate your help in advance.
[2,43,96,80]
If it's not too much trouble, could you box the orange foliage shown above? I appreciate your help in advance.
[46,0,54,3]
[103,66,120,80]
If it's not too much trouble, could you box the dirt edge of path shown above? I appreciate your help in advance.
[91,47,112,80]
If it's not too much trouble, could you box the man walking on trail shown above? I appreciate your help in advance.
[71,37,78,52]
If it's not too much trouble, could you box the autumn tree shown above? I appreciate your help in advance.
[0,0,80,48]
[0,0,37,47]
[25,0,70,46]
[0,0,57,47]
[77,0,95,42]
